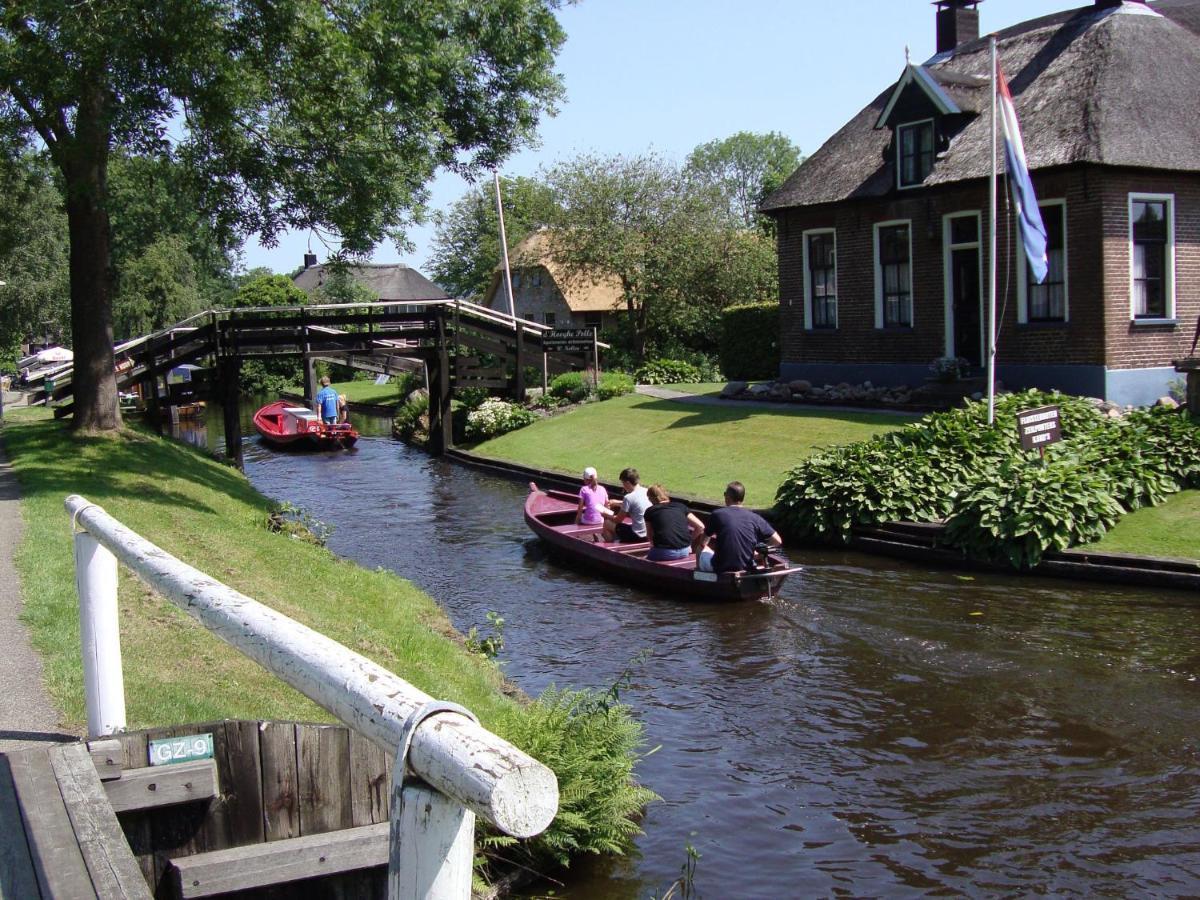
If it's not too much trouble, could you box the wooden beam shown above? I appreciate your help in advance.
[103,759,218,814]
[0,755,40,899]
[169,822,389,898]
[89,738,125,781]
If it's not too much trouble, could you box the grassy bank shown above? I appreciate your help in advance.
[471,393,915,504]
[333,378,407,406]
[1085,489,1200,561]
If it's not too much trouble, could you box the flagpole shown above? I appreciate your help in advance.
[987,36,998,426]
[494,170,516,321]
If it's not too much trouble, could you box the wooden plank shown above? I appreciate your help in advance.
[217,720,265,847]
[143,726,213,872]
[0,754,41,900]
[113,732,157,888]
[453,378,509,389]
[259,722,300,842]
[104,759,218,814]
[50,743,152,899]
[297,724,352,836]
[87,739,125,782]
[348,732,390,827]
[169,821,389,898]
[6,746,95,898]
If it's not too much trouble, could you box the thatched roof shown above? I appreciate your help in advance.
[482,230,624,313]
[762,0,1200,212]
[293,263,448,302]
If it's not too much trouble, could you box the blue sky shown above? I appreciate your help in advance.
[240,0,1087,277]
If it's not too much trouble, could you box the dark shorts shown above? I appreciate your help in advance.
[615,522,645,543]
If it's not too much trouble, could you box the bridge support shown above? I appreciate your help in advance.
[429,309,453,456]
[219,357,243,464]
[513,323,526,403]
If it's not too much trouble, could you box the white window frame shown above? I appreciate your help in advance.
[874,219,914,329]
[896,119,935,190]
[1017,199,1069,324]
[801,228,837,330]
[1128,192,1175,322]
[941,210,982,359]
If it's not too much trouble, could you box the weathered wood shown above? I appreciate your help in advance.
[0,754,40,899]
[390,783,474,900]
[6,746,96,898]
[349,731,390,827]
[168,821,389,898]
[260,722,300,842]
[217,719,265,847]
[113,731,158,887]
[104,759,218,814]
[50,742,152,899]
[298,724,352,836]
[89,738,125,781]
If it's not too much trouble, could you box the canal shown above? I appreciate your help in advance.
[175,405,1200,897]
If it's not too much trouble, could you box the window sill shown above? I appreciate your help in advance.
[1018,320,1069,329]
[877,324,914,331]
[805,326,838,333]
[1130,318,1177,327]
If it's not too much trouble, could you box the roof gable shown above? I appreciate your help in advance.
[875,64,962,129]
[292,263,448,302]
[482,231,623,313]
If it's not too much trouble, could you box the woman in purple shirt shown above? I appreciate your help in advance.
[576,466,609,526]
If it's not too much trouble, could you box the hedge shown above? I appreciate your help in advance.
[719,302,779,381]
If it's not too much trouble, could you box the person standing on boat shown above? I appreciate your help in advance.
[576,466,608,526]
[314,376,340,425]
[644,485,704,561]
[601,467,651,544]
[695,481,782,573]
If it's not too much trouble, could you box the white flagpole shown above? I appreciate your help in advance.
[987,37,998,426]
[494,170,516,321]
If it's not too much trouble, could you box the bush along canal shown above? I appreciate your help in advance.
[178,401,1200,898]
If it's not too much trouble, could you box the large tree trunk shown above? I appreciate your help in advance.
[64,90,119,432]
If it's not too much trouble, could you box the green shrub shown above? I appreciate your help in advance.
[392,391,429,441]
[455,386,490,411]
[549,371,591,403]
[597,371,635,400]
[1135,407,1200,487]
[719,302,779,381]
[634,359,702,385]
[464,398,537,441]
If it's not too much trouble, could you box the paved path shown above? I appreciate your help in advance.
[0,424,73,752]
[634,384,918,416]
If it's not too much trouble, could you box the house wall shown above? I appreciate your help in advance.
[503,268,614,332]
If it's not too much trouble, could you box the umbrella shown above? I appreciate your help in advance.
[35,346,73,363]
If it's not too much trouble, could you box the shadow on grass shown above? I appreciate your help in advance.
[630,396,921,431]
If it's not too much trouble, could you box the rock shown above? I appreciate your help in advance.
[863,380,873,389]
[1106,408,1123,418]
[748,383,771,396]
[809,387,827,399]
[836,382,851,391]
[1155,396,1180,409]
[769,382,792,400]
[970,391,984,401]
[720,381,747,398]
[789,379,812,394]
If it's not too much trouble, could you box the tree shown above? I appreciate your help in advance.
[0,0,565,430]
[685,131,803,230]
[426,175,558,299]
[230,274,310,396]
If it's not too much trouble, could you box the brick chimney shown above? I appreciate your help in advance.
[303,252,318,269]
[935,0,981,55]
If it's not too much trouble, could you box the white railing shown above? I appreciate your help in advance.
[65,494,558,899]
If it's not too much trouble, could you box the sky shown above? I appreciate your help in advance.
[240,0,1088,278]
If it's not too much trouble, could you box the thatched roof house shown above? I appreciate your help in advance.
[292,254,448,303]
[762,0,1200,405]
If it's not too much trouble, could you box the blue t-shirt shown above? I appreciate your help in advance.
[704,506,776,573]
[316,386,339,420]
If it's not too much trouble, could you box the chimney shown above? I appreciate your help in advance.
[935,0,981,55]
[303,252,318,269]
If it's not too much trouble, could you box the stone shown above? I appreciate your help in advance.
[971,392,984,401]
[1155,396,1180,409]
[720,381,747,398]
[769,383,792,401]
[789,379,812,394]
[1106,408,1123,418]
[748,383,771,396]
[836,382,851,391]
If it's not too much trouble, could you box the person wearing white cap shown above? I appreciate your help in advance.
[575,466,608,527]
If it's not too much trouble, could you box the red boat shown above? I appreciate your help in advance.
[252,400,359,450]
[524,484,800,601]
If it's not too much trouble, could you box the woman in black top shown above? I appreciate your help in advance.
[643,485,705,562]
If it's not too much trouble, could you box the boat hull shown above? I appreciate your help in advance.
[252,401,359,450]
[524,487,799,602]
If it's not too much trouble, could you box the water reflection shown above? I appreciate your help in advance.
[170,403,1200,898]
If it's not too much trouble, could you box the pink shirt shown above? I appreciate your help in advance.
[579,483,609,525]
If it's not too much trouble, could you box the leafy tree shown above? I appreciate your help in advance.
[230,274,310,396]
[111,235,204,339]
[426,175,558,299]
[685,131,803,229]
[307,268,379,306]
[0,0,566,430]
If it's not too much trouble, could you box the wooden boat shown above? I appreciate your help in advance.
[253,400,359,450]
[524,484,801,601]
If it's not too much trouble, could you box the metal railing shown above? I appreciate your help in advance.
[65,494,558,899]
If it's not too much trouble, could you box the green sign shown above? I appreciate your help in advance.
[149,732,215,767]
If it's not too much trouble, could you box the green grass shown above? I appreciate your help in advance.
[1085,490,1200,561]
[331,378,407,406]
[473,393,916,504]
[653,382,727,396]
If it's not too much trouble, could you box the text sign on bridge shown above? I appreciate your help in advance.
[1017,405,1062,451]
[542,327,596,353]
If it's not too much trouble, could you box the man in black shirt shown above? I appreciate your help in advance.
[695,481,782,574]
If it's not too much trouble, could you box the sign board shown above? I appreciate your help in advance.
[373,374,391,385]
[542,327,596,353]
[149,732,215,767]
[1017,405,1062,451]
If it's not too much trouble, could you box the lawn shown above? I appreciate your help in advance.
[472,393,917,505]
[331,377,408,406]
[1085,490,1200,561]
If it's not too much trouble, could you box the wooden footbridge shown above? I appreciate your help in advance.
[44,299,602,456]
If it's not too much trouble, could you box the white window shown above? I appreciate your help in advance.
[897,120,935,189]
[1017,199,1068,323]
[1129,193,1175,321]
[874,220,913,328]
[801,229,837,329]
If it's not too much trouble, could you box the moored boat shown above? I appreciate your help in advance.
[253,400,359,450]
[524,484,800,601]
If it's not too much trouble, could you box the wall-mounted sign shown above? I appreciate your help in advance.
[1017,405,1062,451]
[149,732,215,767]
[542,328,596,353]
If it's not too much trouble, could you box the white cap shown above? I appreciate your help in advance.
[583,466,597,479]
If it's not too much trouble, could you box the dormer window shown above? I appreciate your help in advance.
[898,120,935,187]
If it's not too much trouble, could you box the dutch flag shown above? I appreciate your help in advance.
[998,65,1048,284]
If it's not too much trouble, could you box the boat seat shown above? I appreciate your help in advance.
[558,524,602,537]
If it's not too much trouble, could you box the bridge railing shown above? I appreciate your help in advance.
[65,494,558,899]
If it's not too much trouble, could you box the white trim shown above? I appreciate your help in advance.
[875,64,960,129]
[1128,192,1175,321]
[873,219,913,330]
[896,119,935,190]
[801,228,837,330]
[941,211,982,359]
[1017,199,1068,324]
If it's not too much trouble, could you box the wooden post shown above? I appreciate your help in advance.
[74,526,126,737]
[302,309,317,402]
[591,328,600,391]
[1188,368,1200,417]
[430,310,453,455]
[513,323,525,403]
[220,357,243,463]
[390,783,474,899]
[542,352,548,395]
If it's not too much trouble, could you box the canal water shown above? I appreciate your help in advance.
[175,406,1200,898]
